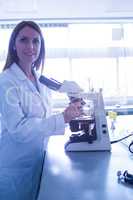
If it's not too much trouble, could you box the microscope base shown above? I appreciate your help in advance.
[65,138,111,151]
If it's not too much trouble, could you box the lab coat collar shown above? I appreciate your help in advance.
[10,63,42,94]
[33,70,43,93]
[10,62,28,81]
[9,63,49,114]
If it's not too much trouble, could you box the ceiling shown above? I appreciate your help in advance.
[0,0,133,22]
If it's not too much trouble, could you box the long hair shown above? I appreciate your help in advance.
[3,21,45,72]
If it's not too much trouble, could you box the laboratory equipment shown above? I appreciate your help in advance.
[39,76,111,152]
[65,91,111,151]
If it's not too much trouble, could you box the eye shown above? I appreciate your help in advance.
[33,38,40,45]
[20,37,28,43]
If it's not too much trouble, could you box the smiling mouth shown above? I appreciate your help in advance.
[24,53,35,56]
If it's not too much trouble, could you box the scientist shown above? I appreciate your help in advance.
[0,21,83,200]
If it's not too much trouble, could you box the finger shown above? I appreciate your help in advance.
[71,102,82,110]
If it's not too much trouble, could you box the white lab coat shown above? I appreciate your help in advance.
[0,63,65,200]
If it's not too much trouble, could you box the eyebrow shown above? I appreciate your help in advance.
[18,35,40,39]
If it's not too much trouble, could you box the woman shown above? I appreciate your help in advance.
[0,21,82,200]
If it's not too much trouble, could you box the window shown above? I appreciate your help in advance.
[1,21,133,109]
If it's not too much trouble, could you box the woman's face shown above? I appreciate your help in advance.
[15,26,41,67]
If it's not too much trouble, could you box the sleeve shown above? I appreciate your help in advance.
[0,80,65,143]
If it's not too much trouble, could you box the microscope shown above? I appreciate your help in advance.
[39,76,111,152]
[65,91,111,151]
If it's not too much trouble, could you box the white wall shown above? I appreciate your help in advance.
[0,0,133,21]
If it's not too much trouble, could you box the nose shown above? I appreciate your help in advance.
[27,40,34,50]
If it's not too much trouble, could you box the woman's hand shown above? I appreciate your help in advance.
[63,101,83,123]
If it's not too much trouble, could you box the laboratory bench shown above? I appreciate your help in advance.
[37,125,133,200]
